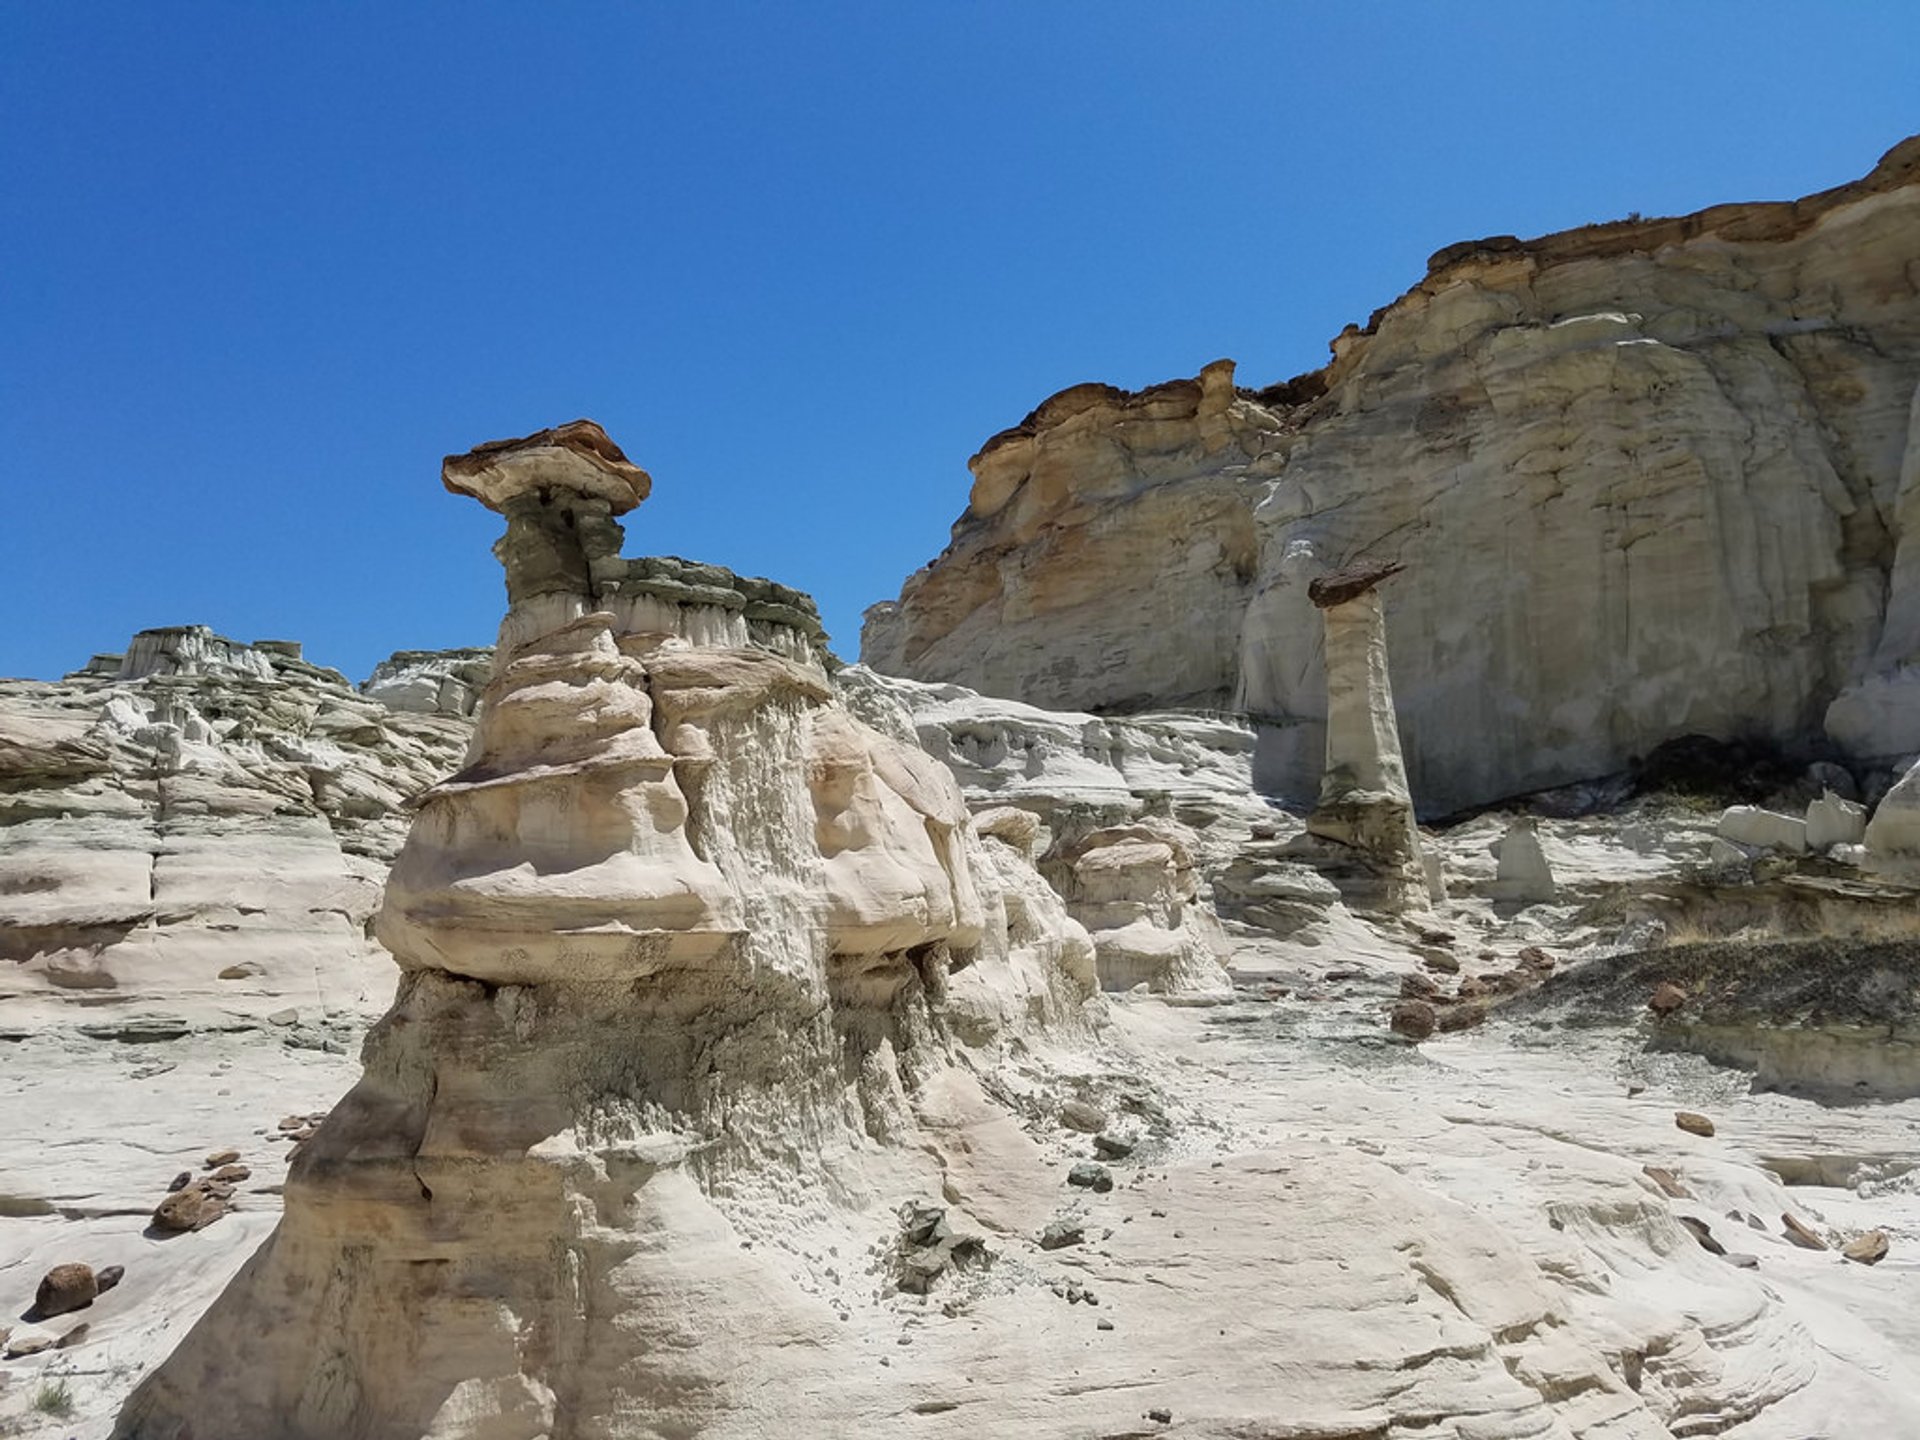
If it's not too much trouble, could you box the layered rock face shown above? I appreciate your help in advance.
[114,423,1095,1440]
[0,628,472,1025]
[865,136,1920,813]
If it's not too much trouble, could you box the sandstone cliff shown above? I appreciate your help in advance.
[863,136,1920,814]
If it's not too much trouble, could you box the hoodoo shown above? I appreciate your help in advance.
[111,425,1095,1439]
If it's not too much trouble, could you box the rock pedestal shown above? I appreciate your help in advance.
[1298,562,1430,910]
[112,424,1095,1440]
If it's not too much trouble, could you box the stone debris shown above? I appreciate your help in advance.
[1674,1111,1717,1138]
[1067,1162,1114,1194]
[1039,1217,1087,1251]
[1781,1213,1828,1251]
[151,1177,232,1233]
[1843,1231,1890,1266]
[34,1263,97,1319]
[1390,1000,1437,1041]
[1648,982,1688,1015]
[1642,1166,1692,1200]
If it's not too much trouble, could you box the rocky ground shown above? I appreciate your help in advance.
[6,937,1918,1437]
[4,616,1918,1436]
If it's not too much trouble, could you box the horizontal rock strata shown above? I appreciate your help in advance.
[864,135,1920,814]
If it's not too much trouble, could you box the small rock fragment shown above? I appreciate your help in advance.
[153,1179,231,1233]
[1067,1162,1114,1193]
[6,1324,59,1357]
[1420,951,1461,975]
[1642,1165,1691,1200]
[1517,946,1555,972]
[1400,971,1441,1000]
[1434,1002,1488,1034]
[1723,1253,1760,1269]
[1781,1213,1828,1251]
[212,1163,252,1183]
[167,1170,192,1192]
[1674,1111,1716,1138]
[1039,1218,1085,1251]
[1678,1215,1725,1256]
[204,1148,241,1169]
[54,1321,90,1349]
[1059,1099,1107,1134]
[1093,1132,1136,1161]
[1843,1230,1889,1266]
[1147,1409,1174,1425]
[96,1264,125,1293]
[1096,1318,1114,1331]
[34,1263,97,1318]
[1390,1000,1436,1041]
[1648,982,1688,1015]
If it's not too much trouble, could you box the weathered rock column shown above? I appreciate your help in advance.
[1302,561,1430,909]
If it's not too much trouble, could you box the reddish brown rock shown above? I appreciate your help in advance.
[1674,1111,1716,1138]
[153,1180,231,1233]
[1649,982,1688,1016]
[33,1263,97,1318]
[1400,971,1441,1001]
[1434,1002,1489,1034]
[1782,1213,1828,1251]
[1390,1000,1437,1040]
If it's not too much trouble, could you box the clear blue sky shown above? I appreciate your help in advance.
[4,4,1915,680]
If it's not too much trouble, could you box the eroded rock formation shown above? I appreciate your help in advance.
[863,135,1920,814]
[113,423,1095,1440]
[0,631,472,1026]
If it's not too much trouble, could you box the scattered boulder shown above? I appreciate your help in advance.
[1039,1217,1086,1251]
[1517,946,1556,973]
[1781,1213,1828,1251]
[1674,1111,1716,1138]
[1648,982,1688,1016]
[1678,1215,1726,1256]
[4,1324,57,1357]
[1642,1166,1692,1200]
[1434,1003,1489,1034]
[1718,805,1809,856]
[1806,793,1867,851]
[894,1204,987,1295]
[211,1164,251,1183]
[1400,971,1441,1000]
[203,1148,241,1169]
[1420,951,1461,975]
[33,1263,97,1318]
[1843,1231,1890,1266]
[1390,1000,1436,1041]
[152,1178,231,1233]
[1059,1099,1107,1135]
[1092,1132,1136,1161]
[1067,1162,1114,1194]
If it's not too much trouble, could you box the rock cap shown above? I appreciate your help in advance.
[1309,559,1406,610]
[443,419,652,515]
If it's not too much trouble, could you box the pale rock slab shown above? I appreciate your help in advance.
[1806,791,1868,852]
[1863,755,1920,878]
[1719,805,1811,856]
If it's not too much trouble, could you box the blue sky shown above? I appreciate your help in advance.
[3,4,1915,680]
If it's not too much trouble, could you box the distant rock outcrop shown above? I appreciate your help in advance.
[864,136,1920,814]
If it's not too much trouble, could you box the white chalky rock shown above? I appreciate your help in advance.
[1806,792,1868,851]
[1718,806,1810,856]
